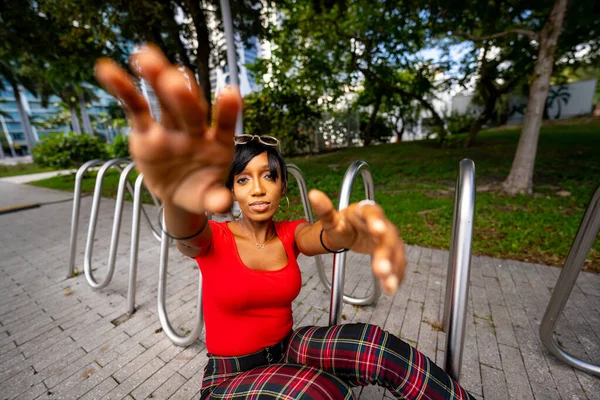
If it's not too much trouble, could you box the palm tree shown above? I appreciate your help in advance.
[0,59,38,151]
[545,85,571,119]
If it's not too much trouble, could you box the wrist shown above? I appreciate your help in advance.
[320,228,349,254]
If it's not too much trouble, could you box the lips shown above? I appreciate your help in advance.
[249,201,271,212]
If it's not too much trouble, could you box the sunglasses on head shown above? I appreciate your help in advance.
[233,135,280,150]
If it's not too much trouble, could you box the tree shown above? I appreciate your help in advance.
[432,0,600,193]
[60,0,275,119]
[252,0,449,147]
[0,0,60,150]
[544,84,571,119]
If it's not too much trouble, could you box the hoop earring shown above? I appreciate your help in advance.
[278,196,290,213]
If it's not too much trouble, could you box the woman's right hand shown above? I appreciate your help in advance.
[94,44,240,215]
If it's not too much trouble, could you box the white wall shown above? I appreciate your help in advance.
[451,79,598,124]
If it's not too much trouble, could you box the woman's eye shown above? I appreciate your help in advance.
[264,173,274,181]
[236,177,249,184]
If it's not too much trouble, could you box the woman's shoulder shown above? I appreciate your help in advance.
[275,219,309,237]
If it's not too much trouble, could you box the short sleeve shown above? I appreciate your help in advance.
[276,219,309,257]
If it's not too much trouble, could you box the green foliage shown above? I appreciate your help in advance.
[32,132,108,169]
[108,134,130,158]
[243,90,321,155]
[358,112,394,144]
[446,112,477,136]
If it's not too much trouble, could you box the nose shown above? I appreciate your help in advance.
[251,179,266,196]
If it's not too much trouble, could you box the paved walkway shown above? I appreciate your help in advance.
[0,182,598,399]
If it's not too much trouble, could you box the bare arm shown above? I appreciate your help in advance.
[163,201,212,258]
[94,45,241,260]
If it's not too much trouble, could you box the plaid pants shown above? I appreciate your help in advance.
[201,323,476,399]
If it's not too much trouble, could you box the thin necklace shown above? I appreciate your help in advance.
[246,224,277,249]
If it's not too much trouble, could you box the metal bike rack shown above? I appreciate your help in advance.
[157,209,204,347]
[82,159,161,291]
[287,163,381,307]
[83,158,134,288]
[442,158,476,382]
[126,173,162,314]
[329,160,380,326]
[539,186,600,377]
[67,159,105,278]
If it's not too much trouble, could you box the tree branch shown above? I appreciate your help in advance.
[454,29,539,42]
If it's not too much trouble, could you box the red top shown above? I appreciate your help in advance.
[195,219,307,356]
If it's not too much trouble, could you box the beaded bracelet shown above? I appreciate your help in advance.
[158,205,208,241]
[319,228,349,254]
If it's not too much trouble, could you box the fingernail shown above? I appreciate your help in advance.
[378,259,391,275]
[386,275,399,292]
[372,219,385,232]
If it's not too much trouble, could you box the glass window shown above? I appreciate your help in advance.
[10,132,24,140]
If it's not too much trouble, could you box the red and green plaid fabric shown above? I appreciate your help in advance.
[204,364,356,399]
[202,323,476,399]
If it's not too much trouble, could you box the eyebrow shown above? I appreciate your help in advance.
[239,165,271,175]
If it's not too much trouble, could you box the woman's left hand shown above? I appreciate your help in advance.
[308,190,406,295]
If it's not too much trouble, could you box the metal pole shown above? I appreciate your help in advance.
[442,159,476,381]
[157,210,204,346]
[329,161,380,326]
[83,158,131,289]
[67,159,105,278]
[127,173,144,315]
[219,0,243,136]
[539,186,600,376]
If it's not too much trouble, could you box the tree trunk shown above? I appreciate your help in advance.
[364,94,382,146]
[398,119,405,141]
[79,93,93,135]
[11,82,36,152]
[502,0,569,195]
[466,93,497,147]
[185,0,212,121]
[69,103,82,134]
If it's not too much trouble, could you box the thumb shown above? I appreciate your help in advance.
[308,189,338,230]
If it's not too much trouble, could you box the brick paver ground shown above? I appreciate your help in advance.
[0,181,598,399]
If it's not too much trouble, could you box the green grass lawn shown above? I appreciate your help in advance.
[30,116,600,271]
[0,163,56,178]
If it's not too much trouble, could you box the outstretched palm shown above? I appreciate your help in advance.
[95,45,241,214]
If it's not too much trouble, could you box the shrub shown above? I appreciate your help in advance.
[32,132,109,169]
[109,134,130,158]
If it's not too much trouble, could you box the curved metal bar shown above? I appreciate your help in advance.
[126,173,166,314]
[442,158,476,382]
[83,158,131,289]
[157,209,204,346]
[286,164,328,286]
[127,173,144,314]
[287,163,380,307]
[67,159,105,278]
[539,186,600,377]
[329,161,380,326]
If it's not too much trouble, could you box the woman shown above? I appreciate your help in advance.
[95,45,475,399]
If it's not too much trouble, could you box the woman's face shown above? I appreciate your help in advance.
[232,151,284,222]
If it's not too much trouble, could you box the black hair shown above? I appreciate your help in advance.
[225,140,288,192]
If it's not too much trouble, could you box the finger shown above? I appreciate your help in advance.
[308,189,339,230]
[210,86,241,144]
[204,186,234,214]
[130,44,180,130]
[393,243,407,286]
[95,58,151,131]
[156,67,209,136]
[171,172,233,214]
